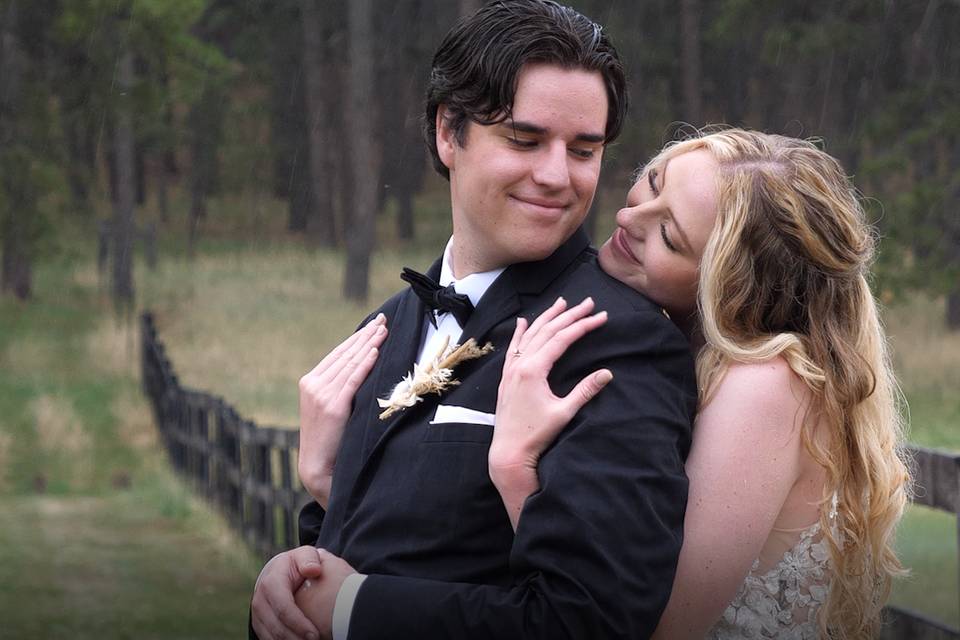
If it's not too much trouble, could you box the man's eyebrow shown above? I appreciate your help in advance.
[504,120,605,144]
[660,161,694,252]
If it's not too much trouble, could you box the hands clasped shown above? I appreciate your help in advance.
[251,546,357,640]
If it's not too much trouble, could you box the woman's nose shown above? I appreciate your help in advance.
[616,204,647,236]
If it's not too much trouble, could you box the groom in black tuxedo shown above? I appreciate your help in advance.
[251,2,697,639]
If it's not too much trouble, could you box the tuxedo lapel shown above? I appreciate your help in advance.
[347,229,590,513]
[461,227,590,340]
[358,258,440,461]
[457,277,521,346]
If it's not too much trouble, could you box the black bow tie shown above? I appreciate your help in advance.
[401,267,474,328]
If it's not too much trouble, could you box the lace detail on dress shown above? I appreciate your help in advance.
[708,496,837,640]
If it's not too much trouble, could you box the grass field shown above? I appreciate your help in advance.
[1,192,958,635]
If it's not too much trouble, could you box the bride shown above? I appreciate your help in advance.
[489,128,910,639]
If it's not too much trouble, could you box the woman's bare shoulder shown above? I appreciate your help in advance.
[702,356,813,442]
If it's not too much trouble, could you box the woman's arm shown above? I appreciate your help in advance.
[489,297,612,529]
[651,358,812,639]
[297,313,387,506]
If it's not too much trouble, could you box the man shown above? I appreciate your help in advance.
[251,2,697,638]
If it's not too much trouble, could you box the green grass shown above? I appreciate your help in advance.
[890,504,959,628]
[0,247,261,638]
[0,489,261,639]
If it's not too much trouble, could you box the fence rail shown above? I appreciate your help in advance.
[139,311,959,638]
[141,312,310,559]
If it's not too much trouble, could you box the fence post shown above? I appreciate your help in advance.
[956,456,960,622]
[280,435,295,549]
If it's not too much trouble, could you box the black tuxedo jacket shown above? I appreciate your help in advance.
[299,229,697,639]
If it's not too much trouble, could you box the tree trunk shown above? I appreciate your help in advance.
[187,79,226,257]
[343,0,379,302]
[680,0,702,126]
[111,44,136,303]
[0,0,32,300]
[265,1,311,233]
[63,115,93,215]
[947,289,960,331]
[382,0,427,242]
[301,0,337,246]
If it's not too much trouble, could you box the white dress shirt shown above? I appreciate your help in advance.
[331,238,505,640]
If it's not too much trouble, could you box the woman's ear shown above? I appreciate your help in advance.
[436,105,456,171]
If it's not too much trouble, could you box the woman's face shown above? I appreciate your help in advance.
[597,149,719,320]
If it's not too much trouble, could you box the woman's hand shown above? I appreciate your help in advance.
[298,314,388,506]
[490,297,612,529]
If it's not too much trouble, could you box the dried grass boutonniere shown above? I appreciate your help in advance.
[377,335,494,420]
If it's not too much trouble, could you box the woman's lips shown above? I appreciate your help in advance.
[612,227,640,264]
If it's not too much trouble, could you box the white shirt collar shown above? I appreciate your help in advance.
[438,237,505,309]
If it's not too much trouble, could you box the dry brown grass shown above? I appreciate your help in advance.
[112,386,158,453]
[885,295,960,390]
[86,314,140,377]
[143,245,427,426]
[3,336,62,376]
[31,394,95,491]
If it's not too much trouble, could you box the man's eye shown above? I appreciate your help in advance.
[507,137,537,148]
[570,148,595,159]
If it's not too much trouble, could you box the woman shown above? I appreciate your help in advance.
[489,128,909,639]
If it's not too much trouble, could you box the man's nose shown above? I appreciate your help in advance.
[531,143,570,190]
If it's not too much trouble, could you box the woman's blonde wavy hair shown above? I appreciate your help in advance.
[642,128,910,638]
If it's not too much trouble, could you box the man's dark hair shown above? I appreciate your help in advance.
[424,0,628,180]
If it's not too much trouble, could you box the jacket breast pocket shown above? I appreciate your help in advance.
[423,422,494,444]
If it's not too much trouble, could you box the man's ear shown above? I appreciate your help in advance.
[436,105,456,171]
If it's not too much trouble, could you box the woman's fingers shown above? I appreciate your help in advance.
[560,369,613,418]
[521,297,596,355]
[337,342,383,403]
[310,314,385,378]
[517,297,567,348]
[331,323,387,389]
[534,310,607,367]
[504,317,528,364]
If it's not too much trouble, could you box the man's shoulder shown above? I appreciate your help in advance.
[355,288,409,329]
[561,248,667,317]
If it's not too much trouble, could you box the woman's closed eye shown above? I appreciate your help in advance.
[648,167,660,196]
[660,221,678,252]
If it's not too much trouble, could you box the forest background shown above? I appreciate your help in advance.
[1,0,959,638]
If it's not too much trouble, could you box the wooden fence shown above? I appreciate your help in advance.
[141,312,310,560]
[140,311,958,638]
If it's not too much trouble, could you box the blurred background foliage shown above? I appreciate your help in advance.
[0,0,958,636]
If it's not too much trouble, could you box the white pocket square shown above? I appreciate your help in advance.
[430,404,496,426]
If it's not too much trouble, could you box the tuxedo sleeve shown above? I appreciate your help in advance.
[345,307,696,640]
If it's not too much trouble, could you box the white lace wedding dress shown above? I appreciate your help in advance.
[707,497,838,639]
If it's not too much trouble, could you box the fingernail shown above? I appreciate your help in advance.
[557,296,566,305]
[597,370,613,385]
[376,325,386,335]
[376,313,386,323]
[308,633,319,640]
